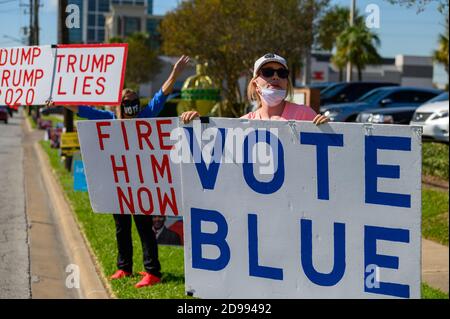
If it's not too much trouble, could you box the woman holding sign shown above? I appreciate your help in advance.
[47,55,190,288]
[180,53,329,124]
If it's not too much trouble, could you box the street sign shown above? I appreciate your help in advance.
[60,132,80,156]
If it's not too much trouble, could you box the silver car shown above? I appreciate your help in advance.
[410,92,449,143]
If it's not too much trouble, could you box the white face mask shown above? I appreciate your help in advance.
[258,86,286,107]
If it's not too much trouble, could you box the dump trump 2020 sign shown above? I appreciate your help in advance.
[0,43,127,106]
[77,118,422,299]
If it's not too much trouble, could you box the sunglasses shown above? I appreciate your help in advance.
[260,67,289,79]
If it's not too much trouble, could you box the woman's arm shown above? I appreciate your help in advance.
[138,55,190,118]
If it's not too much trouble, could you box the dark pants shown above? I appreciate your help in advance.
[113,214,161,278]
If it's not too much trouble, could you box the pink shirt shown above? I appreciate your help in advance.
[240,102,317,121]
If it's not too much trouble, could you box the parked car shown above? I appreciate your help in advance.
[297,82,336,92]
[0,106,9,124]
[356,92,449,125]
[322,86,441,122]
[40,106,64,115]
[356,106,419,124]
[320,81,399,106]
[410,92,449,143]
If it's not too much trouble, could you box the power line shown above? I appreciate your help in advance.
[0,0,18,4]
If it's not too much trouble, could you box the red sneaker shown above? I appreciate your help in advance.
[110,270,132,280]
[135,272,161,288]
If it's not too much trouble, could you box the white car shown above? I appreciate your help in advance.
[410,92,449,143]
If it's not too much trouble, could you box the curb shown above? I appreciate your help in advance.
[34,142,112,299]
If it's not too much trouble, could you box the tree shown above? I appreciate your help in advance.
[433,16,449,75]
[109,32,161,91]
[316,5,363,52]
[160,0,327,117]
[384,0,449,13]
[334,23,381,81]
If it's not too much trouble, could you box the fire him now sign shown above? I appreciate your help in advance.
[0,43,128,106]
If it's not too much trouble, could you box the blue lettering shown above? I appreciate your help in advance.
[365,136,411,207]
[191,207,230,271]
[243,130,285,194]
[364,225,410,298]
[300,132,344,200]
[248,214,283,280]
[301,219,346,286]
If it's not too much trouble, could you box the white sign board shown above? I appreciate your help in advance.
[181,119,421,299]
[0,45,54,106]
[77,118,182,216]
[77,117,422,299]
[0,43,127,106]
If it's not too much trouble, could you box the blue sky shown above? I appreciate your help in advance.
[0,0,447,85]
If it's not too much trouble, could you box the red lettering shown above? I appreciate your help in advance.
[82,76,93,95]
[156,119,173,150]
[117,186,135,215]
[105,54,115,71]
[57,76,67,95]
[96,121,111,150]
[1,70,10,86]
[150,154,172,184]
[73,76,78,95]
[110,155,130,183]
[95,77,105,95]
[92,54,104,73]
[20,48,31,65]
[136,120,154,150]
[67,54,77,72]
[34,69,43,86]
[137,187,154,215]
[157,187,178,216]
[120,121,129,150]
[136,155,144,183]
[32,47,41,64]
[79,54,90,72]
[56,54,65,72]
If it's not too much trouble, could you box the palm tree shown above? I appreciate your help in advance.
[433,17,449,75]
[334,23,382,81]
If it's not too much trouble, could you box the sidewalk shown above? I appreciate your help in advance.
[422,238,449,293]
[24,114,110,299]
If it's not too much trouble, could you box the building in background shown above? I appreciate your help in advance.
[300,52,434,88]
[67,0,161,47]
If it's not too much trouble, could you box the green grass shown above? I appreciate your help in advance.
[40,140,449,299]
[422,187,449,246]
[422,142,449,180]
[422,283,449,299]
[41,115,63,126]
[40,140,190,299]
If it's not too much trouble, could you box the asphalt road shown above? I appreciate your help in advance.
[0,111,30,298]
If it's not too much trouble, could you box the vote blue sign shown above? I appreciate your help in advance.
[73,160,87,192]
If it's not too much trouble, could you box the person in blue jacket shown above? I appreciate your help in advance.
[48,55,190,288]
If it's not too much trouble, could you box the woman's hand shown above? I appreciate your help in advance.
[312,114,329,125]
[180,110,200,124]
[172,55,190,78]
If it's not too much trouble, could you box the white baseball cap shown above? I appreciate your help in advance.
[253,53,288,77]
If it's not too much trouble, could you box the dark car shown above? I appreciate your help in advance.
[322,86,442,122]
[297,82,336,92]
[0,106,9,124]
[320,82,399,106]
[356,92,450,124]
[40,106,64,116]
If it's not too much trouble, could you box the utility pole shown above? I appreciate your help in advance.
[346,0,356,82]
[59,0,74,171]
[33,0,39,46]
[29,0,34,46]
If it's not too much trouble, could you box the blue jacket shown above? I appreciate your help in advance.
[77,89,168,120]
